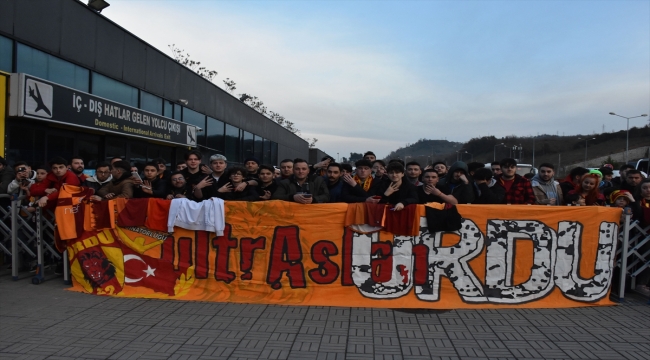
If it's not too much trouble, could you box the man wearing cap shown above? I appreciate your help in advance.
[341,159,380,203]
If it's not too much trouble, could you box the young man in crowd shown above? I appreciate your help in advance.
[405,161,423,186]
[560,167,589,204]
[372,160,387,180]
[181,150,210,190]
[311,156,334,177]
[531,163,563,205]
[363,151,376,162]
[473,168,500,204]
[176,163,187,171]
[36,157,81,208]
[70,157,88,184]
[7,162,34,196]
[622,170,644,195]
[273,158,329,204]
[374,162,418,211]
[85,162,113,192]
[612,164,634,187]
[341,163,353,176]
[418,168,457,205]
[166,172,191,200]
[93,161,135,200]
[256,165,278,200]
[276,159,294,183]
[341,159,379,203]
[467,162,485,177]
[153,158,171,181]
[492,158,535,205]
[244,157,260,179]
[110,157,123,166]
[432,161,447,178]
[325,163,344,203]
[490,162,502,177]
[206,154,229,196]
[438,161,475,204]
[134,162,168,198]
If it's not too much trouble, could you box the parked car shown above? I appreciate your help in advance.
[628,158,649,175]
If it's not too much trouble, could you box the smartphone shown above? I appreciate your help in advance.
[131,171,142,182]
[303,194,312,198]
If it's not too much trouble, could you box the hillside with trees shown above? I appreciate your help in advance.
[379,125,649,176]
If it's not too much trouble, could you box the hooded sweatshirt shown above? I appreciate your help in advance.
[531,173,563,205]
[85,174,113,192]
[438,161,475,204]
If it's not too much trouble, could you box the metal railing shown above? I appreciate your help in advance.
[1,194,648,299]
[0,194,69,284]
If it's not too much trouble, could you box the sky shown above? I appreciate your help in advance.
[105,0,650,159]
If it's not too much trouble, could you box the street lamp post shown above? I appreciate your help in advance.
[493,143,505,161]
[337,152,339,162]
[578,137,596,167]
[609,112,648,162]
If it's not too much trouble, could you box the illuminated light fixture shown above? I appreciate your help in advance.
[88,0,110,12]
[178,99,189,105]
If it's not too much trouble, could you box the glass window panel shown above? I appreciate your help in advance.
[173,104,182,121]
[182,107,205,145]
[77,137,100,170]
[263,139,271,165]
[0,35,12,72]
[225,124,240,163]
[47,134,75,164]
[140,91,163,115]
[206,117,224,152]
[163,100,173,118]
[91,72,138,107]
[16,43,48,79]
[129,143,147,172]
[16,43,89,92]
[271,142,278,166]
[254,135,263,161]
[5,123,45,166]
[48,55,89,92]
[159,146,174,169]
[105,137,127,162]
[243,131,254,159]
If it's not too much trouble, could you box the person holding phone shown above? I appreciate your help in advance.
[134,162,168,198]
[373,162,418,211]
[272,158,329,204]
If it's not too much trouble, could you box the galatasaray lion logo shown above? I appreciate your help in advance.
[79,249,117,289]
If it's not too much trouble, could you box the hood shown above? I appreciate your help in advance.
[444,161,468,182]
[531,173,556,186]
[86,174,113,184]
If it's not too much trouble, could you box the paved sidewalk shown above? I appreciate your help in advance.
[0,274,648,360]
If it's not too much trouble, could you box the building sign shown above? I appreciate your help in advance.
[9,73,198,147]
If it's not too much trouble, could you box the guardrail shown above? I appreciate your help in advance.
[0,194,69,284]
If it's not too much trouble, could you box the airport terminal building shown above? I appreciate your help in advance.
[0,0,308,170]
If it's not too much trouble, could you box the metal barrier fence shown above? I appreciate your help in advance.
[0,194,69,284]
[1,195,648,299]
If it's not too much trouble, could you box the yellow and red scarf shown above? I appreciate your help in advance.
[354,175,373,192]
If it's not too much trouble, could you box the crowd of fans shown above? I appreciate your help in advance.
[0,151,648,219]
[0,150,649,293]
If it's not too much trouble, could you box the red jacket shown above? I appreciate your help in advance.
[493,174,535,205]
[29,181,49,198]
[43,170,81,202]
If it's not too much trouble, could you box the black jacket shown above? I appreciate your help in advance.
[134,177,168,199]
[272,176,330,203]
[374,179,419,206]
[438,161,475,204]
[341,177,380,203]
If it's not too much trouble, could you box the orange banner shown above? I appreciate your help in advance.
[65,201,621,308]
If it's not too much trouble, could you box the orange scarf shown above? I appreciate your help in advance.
[354,175,373,192]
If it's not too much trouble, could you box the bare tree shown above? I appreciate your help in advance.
[168,44,218,82]
[223,78,236,93]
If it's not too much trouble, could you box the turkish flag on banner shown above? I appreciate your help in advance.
[122,247,177,295]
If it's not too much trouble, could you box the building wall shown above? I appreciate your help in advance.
[0,0,308,162]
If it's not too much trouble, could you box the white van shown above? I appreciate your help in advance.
[484,163,538,176]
